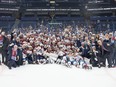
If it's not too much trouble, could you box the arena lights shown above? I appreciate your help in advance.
[50,0,55,4]
[110,7,116,10]
[26,9,80,11]
[1,0,16,3]
[88,0,104,3]
[88,7,116,11]
[0,8,18,11]
[49,23,62,25]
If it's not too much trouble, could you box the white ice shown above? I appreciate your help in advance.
[0,64,116,87]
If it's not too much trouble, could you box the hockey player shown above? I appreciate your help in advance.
[56,50,65,64]
[35,46,46,64]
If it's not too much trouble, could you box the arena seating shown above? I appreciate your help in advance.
[0,16,15,31]
[0,16,116,32]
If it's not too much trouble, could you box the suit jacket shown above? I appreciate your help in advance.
[76,39,81,48]
[79,46,90,58]
[96,45,103,57]
[2,36,10,51]
[103,40,112,53]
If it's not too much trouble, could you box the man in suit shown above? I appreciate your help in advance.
[0,34,3,64]
[75,36,81,48]
[96,40,104,68]
[79,42,86,58]
[1,32,9,64]
[110,36,116,67]
[4,34,11,65]
[102,34,112,67]
[79,41,90,59]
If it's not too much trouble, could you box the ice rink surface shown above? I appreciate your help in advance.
[0,64,116,87]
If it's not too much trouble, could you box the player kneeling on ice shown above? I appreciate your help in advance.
[61,51,78,68]
[35,46,47,64]
[7,45,20,69]
[43,51,55,64]
[78,56,92,69]
[22,45,34,65]
[65,55,79,68]
[56,51,65,64]
[26,46,34,64]
[60,55,70,67]
[70,52,92,69]
[65,56,73,68]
